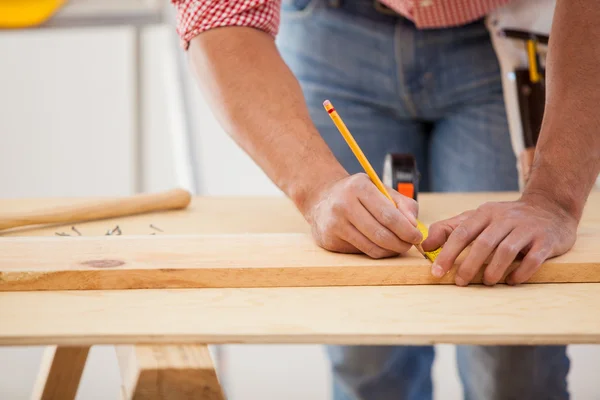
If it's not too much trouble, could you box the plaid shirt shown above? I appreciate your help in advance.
[172,0,510,48]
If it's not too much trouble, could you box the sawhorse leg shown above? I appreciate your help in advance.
[116,344,225,400]
[31,345,90,400]
[29,344,224,399]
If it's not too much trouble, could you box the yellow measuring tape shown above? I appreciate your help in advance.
[416,220,441,262]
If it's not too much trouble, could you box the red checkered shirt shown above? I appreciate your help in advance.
[172,0,510,48]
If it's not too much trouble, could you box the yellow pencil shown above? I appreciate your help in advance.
[323,99,440,262]
[527,39,540,83]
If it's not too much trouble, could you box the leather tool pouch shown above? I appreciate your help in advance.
[515,67,546,184]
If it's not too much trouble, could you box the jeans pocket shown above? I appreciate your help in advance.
[281,0,320,18]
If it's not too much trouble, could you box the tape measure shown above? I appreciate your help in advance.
[383,153,440,262]
[382,153,420,200]
[415,220,441,262]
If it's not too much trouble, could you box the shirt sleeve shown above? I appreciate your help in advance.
[171,0,281,49]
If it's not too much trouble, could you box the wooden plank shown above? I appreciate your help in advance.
[31,345,90,400]
[1,192,598,238]
[0,188,191,231]
[1,284,600,346]
[1,230,599,291]
[116,345,225,400]
[1,193,598,348]
[0,196,310,237]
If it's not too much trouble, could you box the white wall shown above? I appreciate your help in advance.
[0,13,598,400]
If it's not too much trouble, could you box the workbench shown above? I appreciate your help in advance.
[1,192,599,399]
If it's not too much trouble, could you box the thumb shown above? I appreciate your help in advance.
[422,211,474,251]
[388,188,419,227]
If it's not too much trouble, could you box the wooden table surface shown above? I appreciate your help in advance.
[1,192,599,346]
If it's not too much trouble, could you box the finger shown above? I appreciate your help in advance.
[349,199,413,254]
[422,211,474,252]
[388,188,419,227]
[338,220,397,259]
[455,221,515,286]
[318,233,362,254]
[506,242,552,285]
[483,228,534,285]
[431,211,490,281]
[359,186,422,245]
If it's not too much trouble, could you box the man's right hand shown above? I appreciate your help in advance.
[303,173,424,259]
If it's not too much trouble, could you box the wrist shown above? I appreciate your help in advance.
[521,158,586,222]
[287,165,348,220]
[520,190,575,220]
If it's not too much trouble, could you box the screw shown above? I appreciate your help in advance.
[149,224,163,232]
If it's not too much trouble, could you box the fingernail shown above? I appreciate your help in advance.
[431,263,445,278]
[409,212,418,226]
[455,276,467,286]
[415,231,423,244]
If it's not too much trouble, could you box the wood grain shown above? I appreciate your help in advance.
[116,345,225,400]
[1,284,599,346]
[1,230,599,291]
[30,345,90,400]
[0,188,191,231]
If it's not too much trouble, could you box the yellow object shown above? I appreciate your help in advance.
[416,220,442,261]
[527,39,541,83]
[323,99,440,262]
[0,0,66,29]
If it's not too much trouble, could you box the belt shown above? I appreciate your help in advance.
[372,1,401,16]
[325,0,404,20]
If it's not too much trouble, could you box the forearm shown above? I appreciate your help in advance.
[188,27,347,214]
[523,0,600,221]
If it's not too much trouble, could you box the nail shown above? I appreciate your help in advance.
[413,234,423,245]
[431,263,445,278]
[150,224,163,232]
[408,212,418,226]
[455,276,467,286]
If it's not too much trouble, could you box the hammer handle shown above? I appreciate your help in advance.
[0,188,191,231]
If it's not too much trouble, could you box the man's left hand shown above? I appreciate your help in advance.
[421,194,578,286]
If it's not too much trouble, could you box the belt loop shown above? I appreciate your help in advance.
[374,0,398,16]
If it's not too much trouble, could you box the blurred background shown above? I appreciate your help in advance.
[0,0,598,399]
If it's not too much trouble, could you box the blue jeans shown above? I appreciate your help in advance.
[275,1,570,399]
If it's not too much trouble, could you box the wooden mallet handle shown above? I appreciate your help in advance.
[0,188,192,231]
